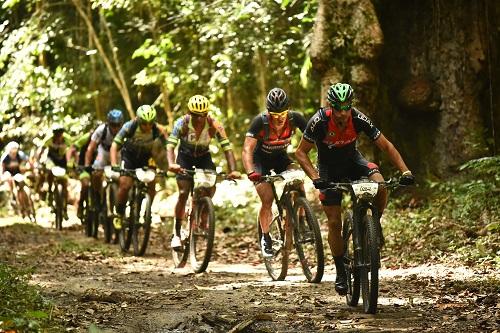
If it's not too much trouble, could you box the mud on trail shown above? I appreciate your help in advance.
[0,218,499,333]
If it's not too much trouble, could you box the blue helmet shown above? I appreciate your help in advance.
[107,109,124,125]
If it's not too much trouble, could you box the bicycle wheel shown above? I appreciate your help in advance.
[171,231,189,268]
[360,210,381,314]
[119,198,133,253]
[293,196,324,283]
[257,204,291,281]
[132,193,152,256]
[100,198,113,244]
[85,191,95,237]
[26,190,37,223]
[342,211,360,307]
[54,183,63,230]
[189,196,215,273]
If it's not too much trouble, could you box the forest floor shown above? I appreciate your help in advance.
[0,207,499,333]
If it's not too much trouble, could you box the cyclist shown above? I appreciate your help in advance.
[84,109,124,210]
[67,129,93,219]
[110,105,167,230]
[167,95,240,251]
[242,87,308,257]
[295,82,415,295]
[36,124,73,220]
[1,141,29,209]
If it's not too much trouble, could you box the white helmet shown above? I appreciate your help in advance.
[5,141,19,152]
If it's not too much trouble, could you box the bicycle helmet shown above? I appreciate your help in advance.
[187,95,210,115]
[5,141,19,152]
[136,105,156,123]
[266,88,289,113]
[51,123,65,134]
[107,109,124,125]
[327,83,354,105]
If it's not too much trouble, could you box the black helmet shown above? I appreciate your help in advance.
[266,88,289,112]
[327,83,354,105]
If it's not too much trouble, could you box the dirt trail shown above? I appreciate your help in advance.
[1,216,498,333]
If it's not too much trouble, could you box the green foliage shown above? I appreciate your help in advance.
[0,263,55,332]
[384,156,500,267]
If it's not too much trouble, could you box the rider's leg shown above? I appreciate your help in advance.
[255,182,274,233]
[174,179,191,237]
[62,178,69,220]
[113,175,133,229]
[321,196,347,295]
[369,172,387,215]
[78,177,90,218]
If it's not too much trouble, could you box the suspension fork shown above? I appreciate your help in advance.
[352,203,368,268]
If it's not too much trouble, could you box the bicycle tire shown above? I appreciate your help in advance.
[342,211,360,306]
[54,183,63,230]
[101,196,112,243]
[171,231,189,268]
[293,196,324,283]
[360,211,381,314]
[257,202,291,281]
[189,196,215,273]
[132,193,152,256]
[26,190,37,223]
[119,197,134,253]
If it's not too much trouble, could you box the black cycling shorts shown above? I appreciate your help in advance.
[318,151,380,206]
[176,151,216,181]
[253,151,292,177]
[121,148,150,170]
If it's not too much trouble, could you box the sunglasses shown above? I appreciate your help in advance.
[269,110,288,119]
[333,103,352,112]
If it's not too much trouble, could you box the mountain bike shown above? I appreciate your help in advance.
[115,167,162,256]
[12,173,37,223]
[323,178,400,314]
[171,169,226,273]
[48,166,67,230]
[257,169,324,283]
[102,166,120,244]
[81,166,114,242]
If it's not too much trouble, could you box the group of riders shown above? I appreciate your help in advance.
[1,83,414,295]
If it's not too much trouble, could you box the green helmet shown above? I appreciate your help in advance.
[327,83,354,105]
[136,105,156,123]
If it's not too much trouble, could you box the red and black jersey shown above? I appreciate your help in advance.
[246,111,307,155]
[303,107,381,165]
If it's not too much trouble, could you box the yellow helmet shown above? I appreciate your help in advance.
[188,95,210,115]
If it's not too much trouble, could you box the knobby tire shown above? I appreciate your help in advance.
[293,196,324,283]
[189,196,215,273]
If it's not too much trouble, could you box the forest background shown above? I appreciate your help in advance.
[1,0,499,263]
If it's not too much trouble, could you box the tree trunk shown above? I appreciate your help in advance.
[71,0,134,119]
[376,0,491,176]
[310,0,383,160]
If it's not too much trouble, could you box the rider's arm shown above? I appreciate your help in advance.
[374,134,410,174]
[295,138,320,180]
[85,140,98,166]
[166,117,184,172]
[242,137,257,174]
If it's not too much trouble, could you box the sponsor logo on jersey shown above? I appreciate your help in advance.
[310,115,321,132]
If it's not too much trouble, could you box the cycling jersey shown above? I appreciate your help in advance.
[246,111,307,155]
[1,151,27,175]
[91,124,114,151]
[114,119,167,163]
[42,133,73,162]
[73,132,92,166]
[167,114,232,157]
[303,107,381,165]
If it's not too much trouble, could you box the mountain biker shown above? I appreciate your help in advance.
[1,141,29,208]
[84,109,124,214]
[36,123,73,220]
[67,129,93,219]
[295,83,415,295]
[242,87,308,258]
[167,95,241,251]
[110,105,168,230]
